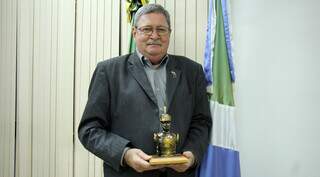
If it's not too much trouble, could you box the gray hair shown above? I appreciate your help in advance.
[133,4,171,29]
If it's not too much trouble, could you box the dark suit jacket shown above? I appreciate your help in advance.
[78,53,212,177]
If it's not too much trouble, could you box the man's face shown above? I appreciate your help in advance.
[133,13,171,64]
[161,121,170,131]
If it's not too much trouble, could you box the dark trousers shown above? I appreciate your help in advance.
[159,171,167,177]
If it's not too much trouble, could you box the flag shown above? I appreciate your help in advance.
[126,0,149,53]
[199,0,240,176]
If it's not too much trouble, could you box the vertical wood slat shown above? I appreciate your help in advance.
[0,3,3,175]
[89,0,98,76]
[1,0,5,175]
[185,0,197,60]
[73,0,91,176]
[16,0,34,176]
[120,0,130,55]
[31,1,40,176]
[156,0,165,7]
[104,0,113,57]
[196,0,208,64]
[15,0,75,177]
[96,0,105,62]
[55,0,75,176]
[174,0,186,56]
[49,0,58,176]
[74,0,94,176]
[32,0,52,176]
[111,1,121,57]
[74,0,121,177]
[164,0,176,54]
[0,0,17,177]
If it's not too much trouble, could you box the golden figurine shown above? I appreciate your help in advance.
[149,107,188,165]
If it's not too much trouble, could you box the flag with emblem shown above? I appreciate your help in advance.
[126,0,149,53]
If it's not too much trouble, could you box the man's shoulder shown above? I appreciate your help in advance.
[169,54,202,68]
[97,54,131,67]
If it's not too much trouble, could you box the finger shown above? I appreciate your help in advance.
[137,150,152,161]
[125,149,149,172]
[133,152,160,172]
[126,149,165,172]
[182,151,194,161]
[147,164,166,171]
[135,160,151,172]
[137,156,166,170]
[167,164,188,172]
[182,151,194,166]
[136,161,165,172]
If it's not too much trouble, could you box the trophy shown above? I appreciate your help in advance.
[149,107,189,165]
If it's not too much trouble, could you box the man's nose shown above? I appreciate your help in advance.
[150,30,160,38]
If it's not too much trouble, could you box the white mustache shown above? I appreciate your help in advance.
[147,41,161,45]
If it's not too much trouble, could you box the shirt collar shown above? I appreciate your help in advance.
[136,49,169,69]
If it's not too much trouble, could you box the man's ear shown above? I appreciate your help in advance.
[132,27,137,37]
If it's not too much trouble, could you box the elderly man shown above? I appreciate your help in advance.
[78,4,211,177]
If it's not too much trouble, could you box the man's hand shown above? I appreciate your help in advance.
[167,151,195,172]
[124,148,164,173]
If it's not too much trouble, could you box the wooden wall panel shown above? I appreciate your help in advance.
[174,0,186,55]
[16,0,34,176]
[74,1,120,177]
[15,0,75,177]
[32,1,52,176]
[162,0,176,54]
[74,0,93,176]
[1,1,208,177]
[0,0,17,177]
[196,0,208,64]
[120,0,130,55]
[156,0,165,7]
[55,1,75,177]
[111,1,121,57]
[186,0,197,59]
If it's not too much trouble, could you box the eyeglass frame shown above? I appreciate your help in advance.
[135,26,171,36]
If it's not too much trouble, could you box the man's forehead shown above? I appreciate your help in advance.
[136,13,168,26]
[138,25,168,28]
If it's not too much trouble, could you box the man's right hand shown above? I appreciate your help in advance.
[124,148,164,173]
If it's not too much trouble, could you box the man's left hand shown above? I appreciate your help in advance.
[167,151,195,172]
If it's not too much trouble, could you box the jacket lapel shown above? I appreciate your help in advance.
[127,53,158,105]
[166,55,181,110]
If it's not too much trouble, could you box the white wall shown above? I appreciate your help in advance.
[232,0,320,177]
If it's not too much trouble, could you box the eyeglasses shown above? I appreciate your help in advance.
[136,26,171,36]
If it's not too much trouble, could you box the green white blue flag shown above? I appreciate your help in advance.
[199,0,240,176]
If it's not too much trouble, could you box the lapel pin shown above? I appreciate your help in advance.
[170,71,176,78]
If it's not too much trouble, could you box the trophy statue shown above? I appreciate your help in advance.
[149,107,189,165]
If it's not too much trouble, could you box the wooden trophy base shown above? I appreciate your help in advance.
[149,155,189,165]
